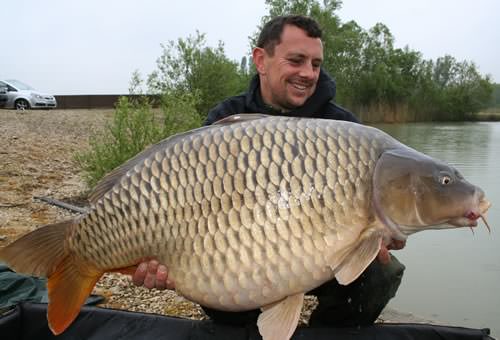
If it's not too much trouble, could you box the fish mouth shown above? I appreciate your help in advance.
[448,198,492,232]
[400,198,492,236]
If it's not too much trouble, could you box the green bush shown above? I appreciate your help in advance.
[76,92,203,188]
[147,32,250,117]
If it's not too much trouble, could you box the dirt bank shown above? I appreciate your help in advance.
[0,109,109,241]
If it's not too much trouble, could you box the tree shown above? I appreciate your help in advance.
[147,31,249,117]
[425,55,493,120]
[490,84,500,108]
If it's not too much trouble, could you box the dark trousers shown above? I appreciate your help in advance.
[202,255,405,327]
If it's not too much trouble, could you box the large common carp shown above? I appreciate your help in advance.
[0,114,491,340]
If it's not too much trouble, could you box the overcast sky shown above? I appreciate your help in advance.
[1,0,498,94]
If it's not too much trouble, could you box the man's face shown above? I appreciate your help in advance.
[254,24,324,111]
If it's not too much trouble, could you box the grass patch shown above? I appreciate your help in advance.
[75,91,203,188]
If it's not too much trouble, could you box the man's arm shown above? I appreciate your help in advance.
[204,94,248,126]
[334,103,360,123]
[324,102,360,123]
[378,239,406,264]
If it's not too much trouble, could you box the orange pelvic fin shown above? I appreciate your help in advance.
[0,219,103,335]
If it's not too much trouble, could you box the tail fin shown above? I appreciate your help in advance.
[0,220,70,277]
[0,220,104,335]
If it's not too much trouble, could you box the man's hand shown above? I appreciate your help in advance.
[132,260,175,290]
[377,239,406,264]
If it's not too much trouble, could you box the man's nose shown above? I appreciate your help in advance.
[299,63,316,79]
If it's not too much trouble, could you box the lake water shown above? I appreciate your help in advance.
[374,122,500,337]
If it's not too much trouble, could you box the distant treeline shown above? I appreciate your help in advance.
[129,0,494,123]
[489,83,500,108]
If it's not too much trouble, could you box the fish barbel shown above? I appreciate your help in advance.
[0,114,491,340]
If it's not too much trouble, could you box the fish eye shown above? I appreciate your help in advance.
[440,175,453,185]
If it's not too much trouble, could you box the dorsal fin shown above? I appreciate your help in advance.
[213,113,271,125]
[88,125,214,204]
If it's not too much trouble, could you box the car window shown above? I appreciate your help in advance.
[6,79,34,90]
[0,81,15,92]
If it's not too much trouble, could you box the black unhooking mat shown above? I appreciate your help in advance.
[0,302,493,340]
[0,265,103,309]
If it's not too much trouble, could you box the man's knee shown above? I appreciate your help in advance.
[202,306,260,327]
[309,255,405,327]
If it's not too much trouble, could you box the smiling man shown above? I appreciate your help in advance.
[133,15,405,328]
[203,15,358,124]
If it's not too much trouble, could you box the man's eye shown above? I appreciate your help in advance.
[289,59,302,65]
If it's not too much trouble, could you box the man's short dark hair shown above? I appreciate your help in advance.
[257,15,323,56]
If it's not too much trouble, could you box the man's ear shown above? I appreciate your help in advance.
[252,47,267,75]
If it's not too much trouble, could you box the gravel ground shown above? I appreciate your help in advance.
[0,108,429,325]
[0,109,211,319]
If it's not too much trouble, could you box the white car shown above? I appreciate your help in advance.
[0,79,57,110]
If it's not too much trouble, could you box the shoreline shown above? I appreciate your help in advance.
[379,307,438,324]
[469,109,500,121]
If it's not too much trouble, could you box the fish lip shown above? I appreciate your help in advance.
[478,198,491,214]
[448,198,491,228]
[448,217,478,228]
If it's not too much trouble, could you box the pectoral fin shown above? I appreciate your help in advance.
[257,293,304,340]
[334,231,382,285]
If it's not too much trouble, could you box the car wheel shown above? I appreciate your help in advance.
[15,99,30,110]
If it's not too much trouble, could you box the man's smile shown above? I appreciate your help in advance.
[288,80,313,93]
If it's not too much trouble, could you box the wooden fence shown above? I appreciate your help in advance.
[54,95,160,109]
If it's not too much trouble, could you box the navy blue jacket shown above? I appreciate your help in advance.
[204,69,359,126]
